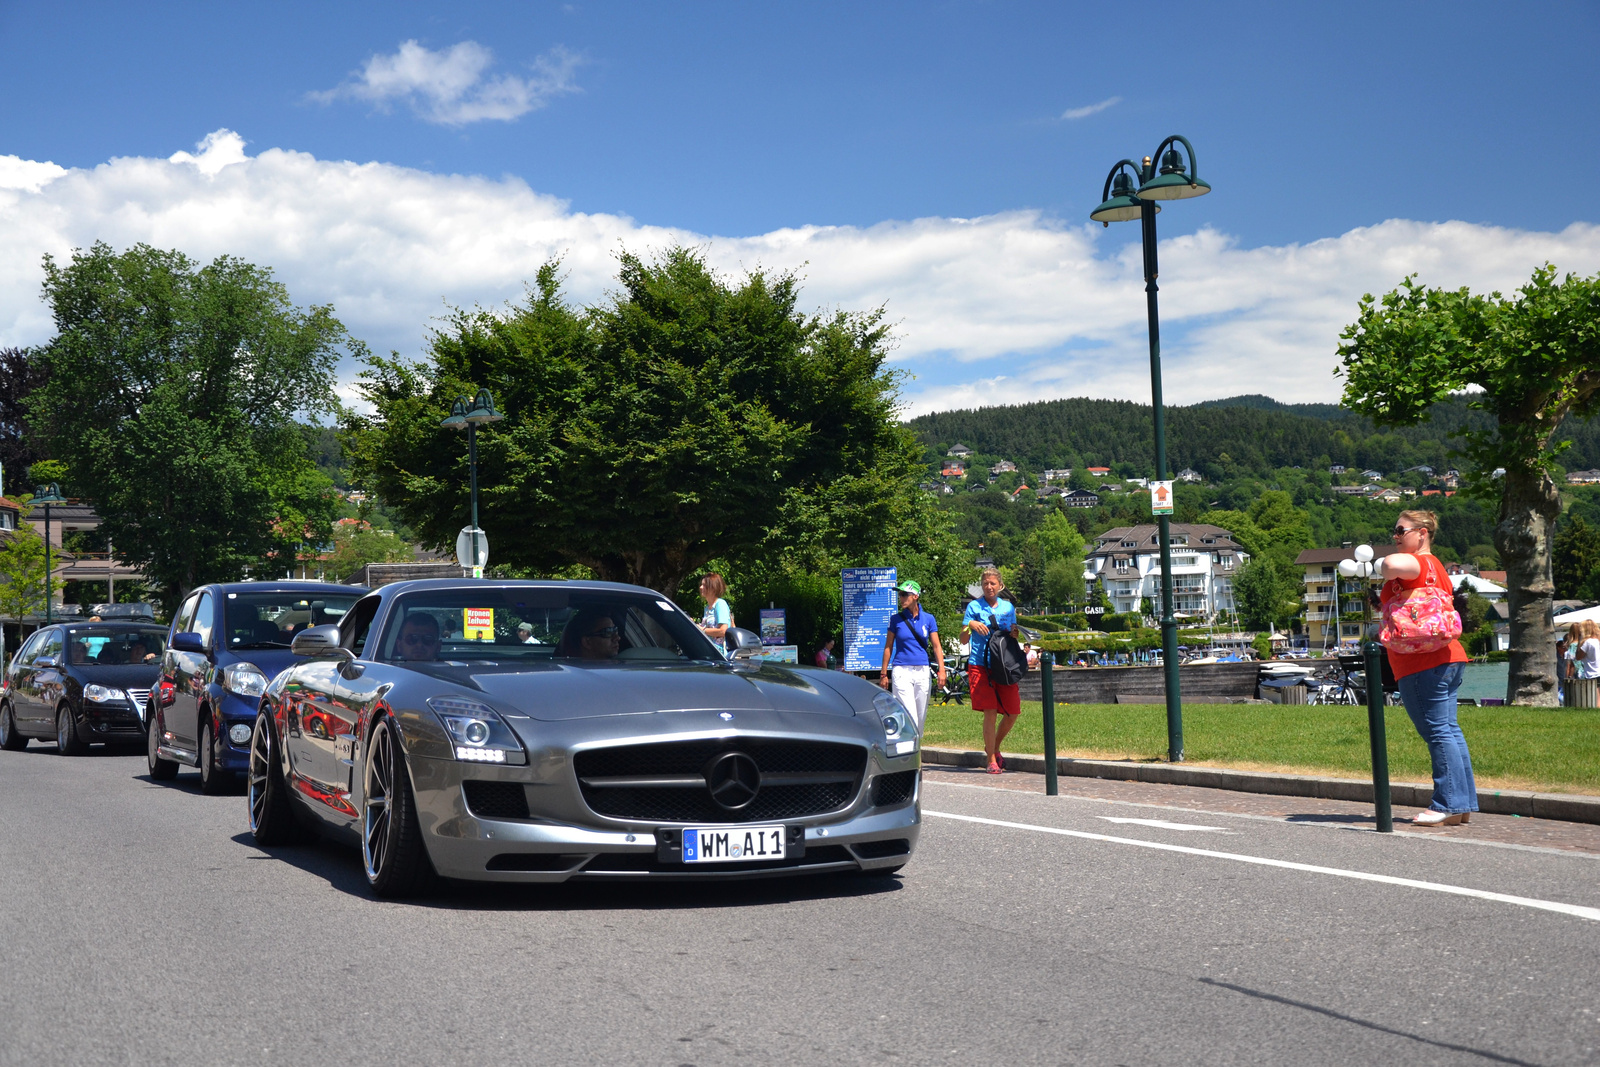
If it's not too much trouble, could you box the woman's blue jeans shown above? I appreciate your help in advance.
[1395,661,1478,813]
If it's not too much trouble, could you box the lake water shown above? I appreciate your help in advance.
[1459,661,1508,702]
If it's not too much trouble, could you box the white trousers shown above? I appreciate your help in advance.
[891,665,931,732]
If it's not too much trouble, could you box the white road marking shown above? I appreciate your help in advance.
[1097,817,1234,833]
[926,810,1600,923]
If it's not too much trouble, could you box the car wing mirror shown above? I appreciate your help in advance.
[171,632,206,654]
[34,655,59,669]
[291,624,353,663]
[726,627,764,662]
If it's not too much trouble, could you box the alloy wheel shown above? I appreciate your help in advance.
[362,722,393,881]
[248,718,273,833]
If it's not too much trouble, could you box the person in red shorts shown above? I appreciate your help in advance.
[963,567,1022,773]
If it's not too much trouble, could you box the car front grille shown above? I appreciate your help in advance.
[579,844,855,875]
[462,780,532,820]
[126,689,151,716]
[871,770,918,808]
[575,738,868,824]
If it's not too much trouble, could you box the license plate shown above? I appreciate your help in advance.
[682,825,786,863]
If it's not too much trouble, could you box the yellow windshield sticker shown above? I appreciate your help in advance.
[463,607,495,642]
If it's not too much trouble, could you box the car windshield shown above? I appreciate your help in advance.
[224,592,361,649]
[67,627,168,666]
[377,587,718,664]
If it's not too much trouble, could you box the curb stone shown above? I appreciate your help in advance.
[920,747,1600,826]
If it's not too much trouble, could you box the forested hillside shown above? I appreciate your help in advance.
[908,394,1600,478]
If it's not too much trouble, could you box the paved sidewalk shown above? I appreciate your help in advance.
[922,763,1600,857]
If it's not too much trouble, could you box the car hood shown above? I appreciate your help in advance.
[74,664,162,690]
[222,648,299,681]
[438,661,856,721]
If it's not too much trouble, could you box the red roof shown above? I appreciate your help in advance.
[0,497,19,511]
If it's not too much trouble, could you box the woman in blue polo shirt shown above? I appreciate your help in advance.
[878,579,945,732]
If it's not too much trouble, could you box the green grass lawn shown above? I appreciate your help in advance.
[921,700,1600,796]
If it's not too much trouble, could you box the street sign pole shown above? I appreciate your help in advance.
[1041,651,1058,796]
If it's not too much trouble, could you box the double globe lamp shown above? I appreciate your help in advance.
[439,388,505,577]
[1089,135,1209,763]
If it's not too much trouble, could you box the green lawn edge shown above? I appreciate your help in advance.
[921,701,1600,797]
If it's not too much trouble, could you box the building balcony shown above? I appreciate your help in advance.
[1304,591,1333,603]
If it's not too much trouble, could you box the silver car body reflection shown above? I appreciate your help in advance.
[250,579,919,891]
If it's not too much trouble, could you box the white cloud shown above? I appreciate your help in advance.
[1061,96,1121,120]
[1,131,1598,420]
[309,40,581,125]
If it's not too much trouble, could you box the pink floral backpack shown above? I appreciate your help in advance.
[1379,556,1463,654]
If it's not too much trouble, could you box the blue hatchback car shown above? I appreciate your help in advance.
[148,581,369,793]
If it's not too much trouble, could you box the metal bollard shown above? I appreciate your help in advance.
[1363,638,1393,832]
[1041,651,1058,796]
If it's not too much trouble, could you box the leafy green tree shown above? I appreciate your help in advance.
[1553,514,1600,602]
[27,243,350,608]
[345,250,926,597]
[324,519,415,583]
[0,348,44,488]
[1338,265,1600,704]
[0,513,58,628]
[1043,558,1081,613]
[1233,557,1301,631]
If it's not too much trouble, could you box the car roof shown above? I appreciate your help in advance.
[375,577,663,598]
[208,581,371,596]
[64,621,167,631]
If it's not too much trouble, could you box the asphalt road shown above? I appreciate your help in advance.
[3,744,1598,1066]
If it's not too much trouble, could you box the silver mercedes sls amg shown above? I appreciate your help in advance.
[247,579,920,896]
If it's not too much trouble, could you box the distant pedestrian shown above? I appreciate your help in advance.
[879,580,944,732]
[963,568,1022,774]
[697,573,733,654]
[815,638,837,669]
[1566,620,1600,708]
[1374,510,1476,827]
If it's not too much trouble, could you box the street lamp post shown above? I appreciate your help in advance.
[33,482,67,623]
[1091,135,1211,763]
[440,388,505,577]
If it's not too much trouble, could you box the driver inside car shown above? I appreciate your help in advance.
[561,609,623,660]
[394,613,441,662]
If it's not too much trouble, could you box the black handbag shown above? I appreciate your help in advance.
[984,615,1026,686]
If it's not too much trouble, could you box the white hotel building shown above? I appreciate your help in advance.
[1084,524,1248,619]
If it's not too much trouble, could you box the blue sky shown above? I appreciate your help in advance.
[2,1,1598,412]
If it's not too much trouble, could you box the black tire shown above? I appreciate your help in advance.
[146,710,179,780]
[198,721,234,795]
[248,712,308,846]
[56,706,88,756]
[361,715,436,898]
[0,702,26,750]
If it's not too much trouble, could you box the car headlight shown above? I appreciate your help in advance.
[222,663,270,698]
[84,684,127,704]
[873,692,919,756]
[427,697,528,765]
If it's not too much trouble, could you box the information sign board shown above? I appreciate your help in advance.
[1150,480,1175,515]
[759,609,787,645]
[842,567,897,672]
[756,645,798,664]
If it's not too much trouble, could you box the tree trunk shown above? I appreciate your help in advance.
[1493,465,1561,705]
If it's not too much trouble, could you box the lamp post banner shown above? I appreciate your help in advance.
[1150,480,1174,515]
[842,567,897,673]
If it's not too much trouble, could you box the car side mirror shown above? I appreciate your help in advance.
[727,627,764,661]
[171,632,206,654]
[291,624,352,663]
[35,655,59,669]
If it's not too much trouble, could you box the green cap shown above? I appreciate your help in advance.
[894,579,921,597]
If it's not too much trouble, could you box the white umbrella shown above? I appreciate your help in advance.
[1554,605,1600,626]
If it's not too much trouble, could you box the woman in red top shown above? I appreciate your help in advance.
[1375,510,1476,827]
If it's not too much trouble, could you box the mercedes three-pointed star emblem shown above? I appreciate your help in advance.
[704,751,762,811]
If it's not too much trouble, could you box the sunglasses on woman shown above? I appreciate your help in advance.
[1392,525,1419,537]
[584,626,620,639]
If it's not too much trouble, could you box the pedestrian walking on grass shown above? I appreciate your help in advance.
[963,568,1022,774]
[879,580,944,733]
[697,573,733,654]
[1372,510,1477,827]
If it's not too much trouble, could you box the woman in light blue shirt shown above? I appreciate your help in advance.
[698,572,733,653]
